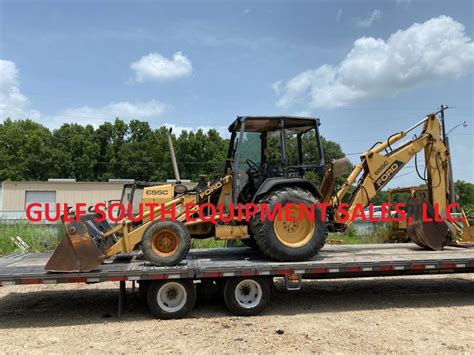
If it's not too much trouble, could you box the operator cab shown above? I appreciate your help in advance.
[226,116,325,202]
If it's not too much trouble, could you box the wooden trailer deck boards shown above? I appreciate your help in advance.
[1,244,473,286]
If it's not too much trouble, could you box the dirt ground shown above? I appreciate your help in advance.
[0,274,473,353]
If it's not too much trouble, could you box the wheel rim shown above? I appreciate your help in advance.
[151,229,179,257]
[157,282,187,312]
[234,279,262,309]
[273,204,315,248]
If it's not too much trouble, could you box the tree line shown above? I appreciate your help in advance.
[0,118,345,182]
[1,118,471,213]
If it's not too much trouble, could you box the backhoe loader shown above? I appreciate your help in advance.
[45,110,474,272]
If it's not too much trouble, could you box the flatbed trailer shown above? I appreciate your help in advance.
[1,244,473,319]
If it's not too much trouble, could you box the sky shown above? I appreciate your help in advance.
[0,0,473,187]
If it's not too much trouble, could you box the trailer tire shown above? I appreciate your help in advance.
[252,187,327,261]
[147,280,196,319]
[141,221,191,266]
[223,277,271,316]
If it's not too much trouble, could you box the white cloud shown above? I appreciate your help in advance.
[272,80,283,95]
[276,16,474,109]
[356,9,382,28]
[58,100,166,126]
[0,59,40,120]
[130,52,192,82]
[336,9,343,23]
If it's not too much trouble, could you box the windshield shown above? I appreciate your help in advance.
[237,132,261,170]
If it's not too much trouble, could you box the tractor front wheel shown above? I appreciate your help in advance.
[141,221,191,266]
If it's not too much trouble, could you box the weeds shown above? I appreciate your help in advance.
[191,238,228,249]
[328,223,387,245]
[0,219,390,256]
[0,222,64,255]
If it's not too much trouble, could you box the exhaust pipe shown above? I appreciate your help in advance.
[167,128,181,184]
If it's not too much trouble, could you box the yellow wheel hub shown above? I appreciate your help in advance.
[273,205,315,248]
[151,229,179,257]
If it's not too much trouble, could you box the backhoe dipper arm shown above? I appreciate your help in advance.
[333,114,449,225]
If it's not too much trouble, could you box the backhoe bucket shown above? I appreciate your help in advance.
[45,220,106,273]
[406,197,451,250]
[460,209,474,243]
[462,226,474,243]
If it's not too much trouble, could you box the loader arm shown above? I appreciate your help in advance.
[332,113,452,249]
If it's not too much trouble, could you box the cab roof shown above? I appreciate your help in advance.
[228,116,320,133]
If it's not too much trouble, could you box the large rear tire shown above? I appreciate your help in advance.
[251,187,327,261]
[141,221,191,266]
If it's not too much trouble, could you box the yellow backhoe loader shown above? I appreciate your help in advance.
[45,109,474,272]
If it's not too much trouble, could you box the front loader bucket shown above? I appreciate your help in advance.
[45,220,106,273]
[406,197,451,250]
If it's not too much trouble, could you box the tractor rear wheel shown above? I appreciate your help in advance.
[141,221,191,266]
[252,187,327,261]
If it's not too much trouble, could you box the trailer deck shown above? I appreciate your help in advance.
[1,244,473,286]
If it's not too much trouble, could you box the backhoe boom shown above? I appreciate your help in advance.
[331,113,453,250]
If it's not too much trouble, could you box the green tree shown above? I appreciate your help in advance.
[455,180,474,206]
[0,118,347,185]
[51,123,99,180]
[0,118,54,180]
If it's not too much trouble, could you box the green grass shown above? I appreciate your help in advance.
[0,222,64,255]
[191,238,228,249]
[328,224,387,245]
[0,220,388,256]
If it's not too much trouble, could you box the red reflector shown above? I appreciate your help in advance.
[205,272,221,278]
[440,263,455,269]
[66,277,87,283]
[410,264,426,270]
[311,268,328,274]
[109,276,128,281]
[240,271,256,276]
[21,279,41,285]
[378,265,394,271]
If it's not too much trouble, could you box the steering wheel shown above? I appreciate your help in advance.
[245,159,261,174]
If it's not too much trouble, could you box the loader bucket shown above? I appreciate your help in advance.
[406,197,451,250]
[45,220,106,273]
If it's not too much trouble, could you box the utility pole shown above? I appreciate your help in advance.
[440,105,456,209]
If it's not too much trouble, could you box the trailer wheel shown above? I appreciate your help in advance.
[147,280,196,319]
[223,277,271,316]
[141,221,191,266]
